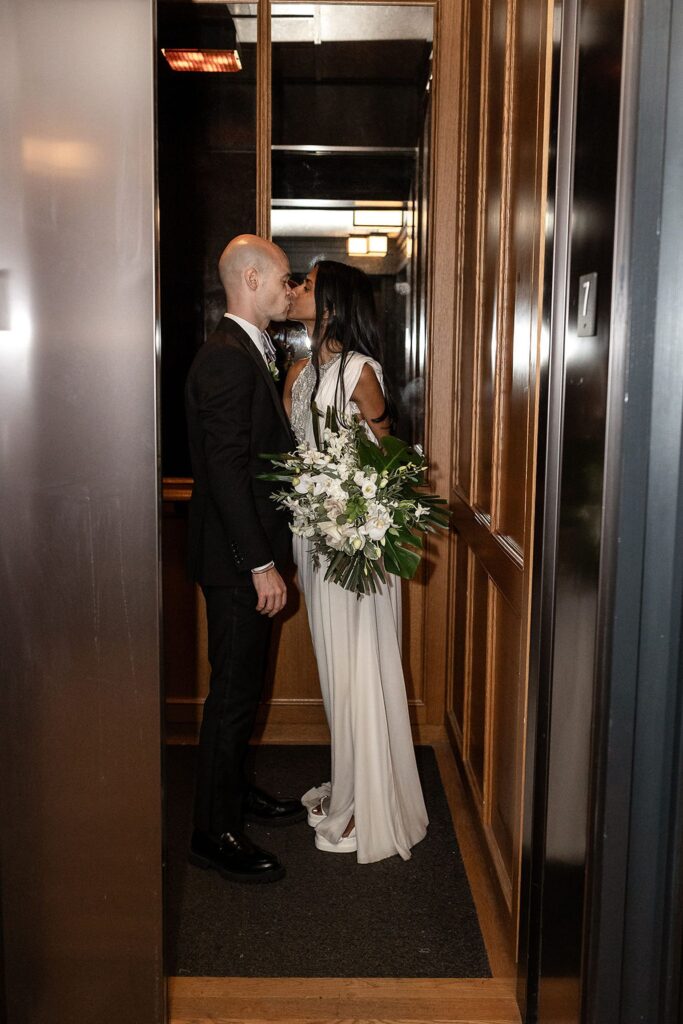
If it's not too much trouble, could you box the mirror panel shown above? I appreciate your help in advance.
[271,3,434,444]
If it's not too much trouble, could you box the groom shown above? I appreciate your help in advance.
[185,234,303,884]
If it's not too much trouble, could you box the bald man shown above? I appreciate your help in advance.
[185,235,303,884]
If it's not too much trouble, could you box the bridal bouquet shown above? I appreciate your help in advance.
[260,407,449,595]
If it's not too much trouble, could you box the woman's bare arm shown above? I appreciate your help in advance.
[351,363,391,442]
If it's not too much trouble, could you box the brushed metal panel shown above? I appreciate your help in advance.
[0,2,163,1022]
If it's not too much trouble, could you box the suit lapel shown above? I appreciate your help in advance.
[218,317,293,439]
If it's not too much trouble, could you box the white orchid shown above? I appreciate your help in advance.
[311,473,333,496]
[293,473,315,494]
[360,510,393,541]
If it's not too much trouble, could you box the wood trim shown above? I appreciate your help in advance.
[462,548,475,766]
[451,0,470,497]
[470,0,492,510]
[490,0,518,536]
[510,0,556,948]
[451,491,524,611]
[168,976,520,1023]
[256,0,271,239]
[483,578,496,825]
[163,478,192,502]
[418,0,463,728]
[166,719,446,746]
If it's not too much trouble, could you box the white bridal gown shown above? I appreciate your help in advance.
[290,350,428,863]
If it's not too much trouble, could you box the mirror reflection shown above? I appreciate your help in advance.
[269,3,434,444]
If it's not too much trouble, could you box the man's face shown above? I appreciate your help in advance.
[258,250,292,322]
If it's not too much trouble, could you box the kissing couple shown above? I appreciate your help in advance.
[185,234,428,883]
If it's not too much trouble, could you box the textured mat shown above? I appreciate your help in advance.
[164,744,491,978]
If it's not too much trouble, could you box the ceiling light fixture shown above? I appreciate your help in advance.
[159,3,242,72]
[161,48,242,72]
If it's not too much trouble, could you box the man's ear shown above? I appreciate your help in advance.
[244,266,259,292]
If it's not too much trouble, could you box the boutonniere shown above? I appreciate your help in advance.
[268,360,280,382]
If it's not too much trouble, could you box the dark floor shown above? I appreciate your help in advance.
[164,744,491,977]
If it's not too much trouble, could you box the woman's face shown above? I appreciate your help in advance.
[289,265,318,324]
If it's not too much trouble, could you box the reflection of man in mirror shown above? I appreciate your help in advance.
[185,234,305,884]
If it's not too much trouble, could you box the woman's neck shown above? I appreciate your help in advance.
[318,339,343,364]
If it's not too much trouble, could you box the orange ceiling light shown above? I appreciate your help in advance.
[161,48,242,73]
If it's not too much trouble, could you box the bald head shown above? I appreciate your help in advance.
[218,234,292,327]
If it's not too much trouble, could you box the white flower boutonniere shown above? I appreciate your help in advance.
[268,360,280,382]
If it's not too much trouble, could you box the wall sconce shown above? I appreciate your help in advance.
[346,235,388,257]
[367,234,388,256]
[347,236,369,256]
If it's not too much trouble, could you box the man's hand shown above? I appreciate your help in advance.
[252,567,287,617]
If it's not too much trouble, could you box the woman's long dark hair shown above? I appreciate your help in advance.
[311,259,395,428]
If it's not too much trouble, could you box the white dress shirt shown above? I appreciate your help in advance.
[224,313,269,365]
[223,312,275,575]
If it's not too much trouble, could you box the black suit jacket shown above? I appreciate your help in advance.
[185,316,294,587]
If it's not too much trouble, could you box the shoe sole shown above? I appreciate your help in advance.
[244,808,307,827]
[188,851,286,884]
[314,833,357,854]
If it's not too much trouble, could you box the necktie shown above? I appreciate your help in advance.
[261,331,277,364]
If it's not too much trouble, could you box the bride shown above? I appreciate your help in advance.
[283,259,428,863]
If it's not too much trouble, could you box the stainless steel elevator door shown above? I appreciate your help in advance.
[0,2,163,1021]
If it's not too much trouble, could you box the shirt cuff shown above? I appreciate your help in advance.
[251,560,275,574]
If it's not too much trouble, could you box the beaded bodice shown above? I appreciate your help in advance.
[290,355,341,445]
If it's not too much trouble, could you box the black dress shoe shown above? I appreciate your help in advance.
[188,828,286,884]
[244,785,307,826]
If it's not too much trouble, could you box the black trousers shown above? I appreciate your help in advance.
[193,584,273,839]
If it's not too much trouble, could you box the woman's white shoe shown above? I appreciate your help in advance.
[307,798,328,828]
[315,828,357,853]
[301,782,331,828]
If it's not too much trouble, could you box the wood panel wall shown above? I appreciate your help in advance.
[446,0,552,935]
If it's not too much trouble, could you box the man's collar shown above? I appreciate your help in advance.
[224,312,263,352]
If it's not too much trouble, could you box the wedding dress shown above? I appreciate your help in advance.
[291,350,428,863]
